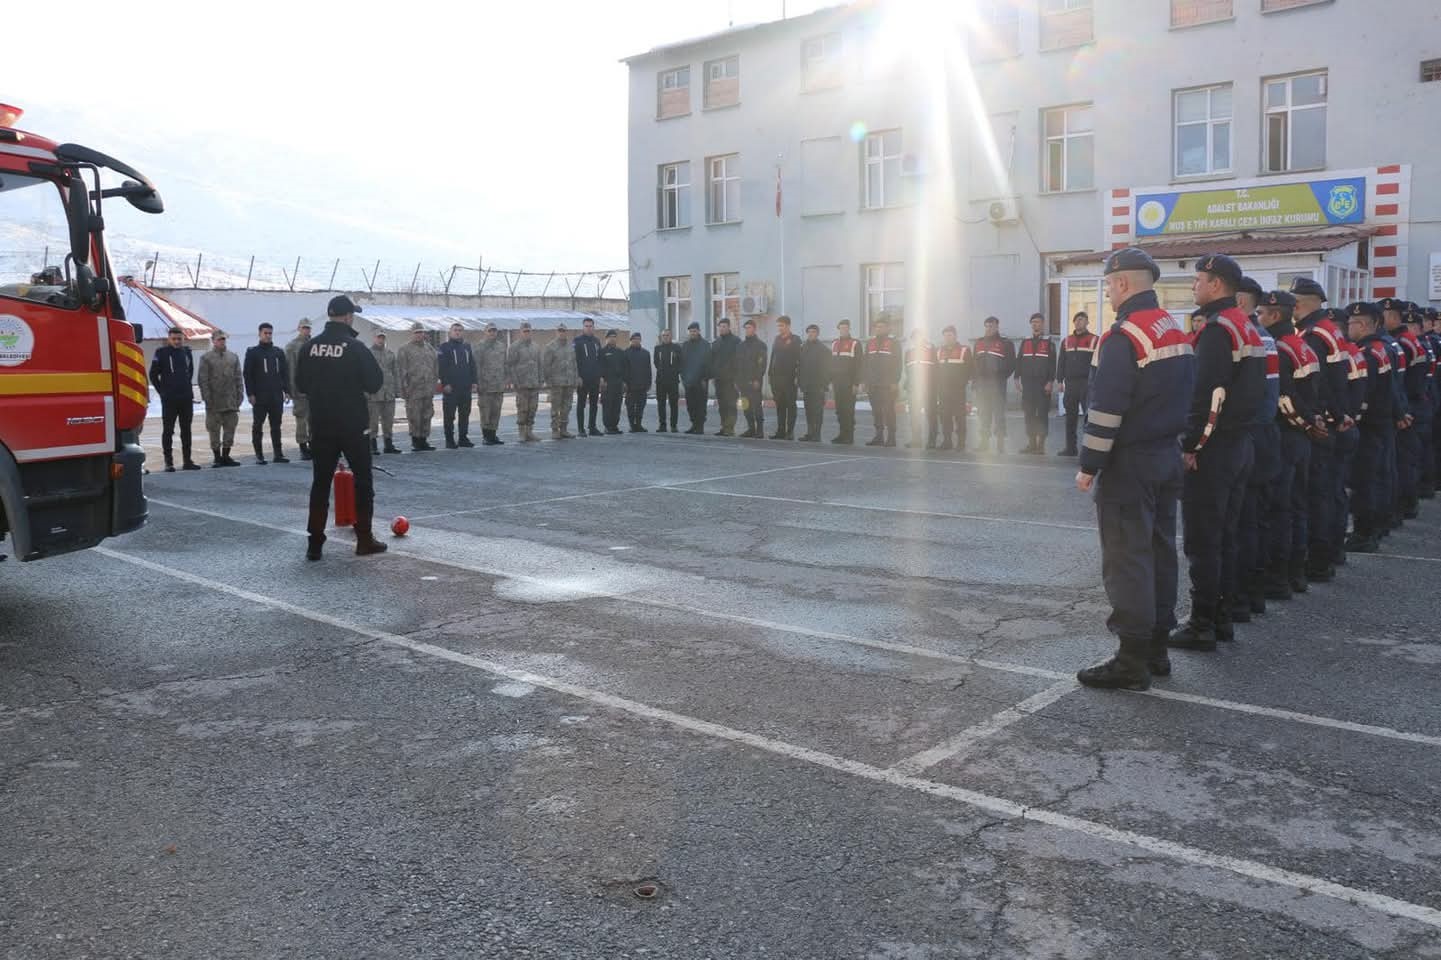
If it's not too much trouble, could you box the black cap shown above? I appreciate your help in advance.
[630,332,642,341]
[326,294,362,317]
[1289,277,1327,299]
[805,323,819,332]
[1195,253,1243,288]
[743,318,756,327]
[1261,290,1297,309]
[1103,246,1160,281]
[1377,297,1405,313]
[605,329,618,337]
[1238,276,1264,299]
[1427,307,1440,322]
[1346,301,1379,320]
[941,324,956,335]
[687,321,701,331]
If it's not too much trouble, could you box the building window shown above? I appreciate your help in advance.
[708,273,740,332]
[1261,0,1329,11]
[657,66,690,120]
[862,130,902,209]
[1170,0,1233,27]
[1263,71,1327,173]
[704,56,740,109]
[1423,58,1441,83]
[662,276,692,338]
[802,33,844,91]
[707,154,741,224]
[1043,105,1094,192]
[863,263,905,334]
[657,162,691,230]
[1039,0,1093,51]
[1174,84,1232,178]
[969,0,1021,61]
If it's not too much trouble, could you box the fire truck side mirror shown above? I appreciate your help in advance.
[118,179,164,215]
[66,175,92,269]
[131,323,144,344]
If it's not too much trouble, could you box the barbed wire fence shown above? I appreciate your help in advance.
[0,248,629,303]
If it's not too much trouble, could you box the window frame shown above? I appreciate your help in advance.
[1041,104,1095,193]
[1261,70,1328,174]
[1172,83,1234,180]
[703,55,741,110]
[862,129,903,210]
[707,272,741,335]
[656,66,691,120]
[1038,0,1094,52]
[1422,58,1441,83]
[862,262,905,336]
[662,276,693,338]
[706,153,742,225]
[1168,0,1234,28]
[657,161,691,231]
[801,32,844,91]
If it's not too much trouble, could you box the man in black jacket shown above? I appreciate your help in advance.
[598,329,628,434]
[149,326,200,472]
[680,321,711,434]
[711,318,740,436]
[437,322,478,448]
[768,315,801,440]
[243,321,291,465]
[574,317,603,436]
[624,332,653,432]
[737,319,768,438]
[294,296,386,561]
[1055,312,1098,456]
[653,328,683,432]
[864,314,901,447]
[798,323,830,442]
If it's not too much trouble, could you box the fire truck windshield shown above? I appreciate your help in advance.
[0,172,77,304]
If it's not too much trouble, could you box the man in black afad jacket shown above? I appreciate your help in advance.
[437,323,478,448]
[797,323,831,442]
[294,296,386,561]
[653,328,683,432]
[149,326,200,471]
[598,329,628,434]
[243,322,291,464]
[624,332,653,432]
[574,317,603,436]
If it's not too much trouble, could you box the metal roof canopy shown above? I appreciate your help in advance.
[1052,226,1378,268]
[117,276,216,340]
[358,305,630,333]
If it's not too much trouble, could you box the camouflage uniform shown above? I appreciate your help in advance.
[197,341,243,465]
[284,328,311,449]
[507,331,544,441]
[369,341,400,449]
[476,334,509,434]
[542,333,578,438]
[397,332,439,449]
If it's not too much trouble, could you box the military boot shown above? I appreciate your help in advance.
[305,503,328,561]
[371,437,381,456]
[163,450,175,473]
[445,432,458,449]
[354,508,389,557]
[1288,559,1309,595]
[1263,561,1292,600]
[1147,627,1172,678]
[1077,634,1152,690]
[384,438,402,454]
[254,443,267,466]
[299,442,313,462]
[271,444,289,464]
[1214,601,1236,644]
[1167,598,1217,652]
[211,447,224,469]
[220,446,241,467]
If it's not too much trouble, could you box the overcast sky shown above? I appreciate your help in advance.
[5,0,833,286]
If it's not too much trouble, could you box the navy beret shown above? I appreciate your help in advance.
[1103,246,1160,281]
[1262,290,1297,309]
[1289,277,1327,299]
[1238,276,1264,298]
[1346,302,1379,320]
[1195,253,1243,288]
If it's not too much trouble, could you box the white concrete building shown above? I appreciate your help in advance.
[625,0,1441,342]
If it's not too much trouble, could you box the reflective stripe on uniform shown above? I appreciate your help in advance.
[1088,409,1123,428]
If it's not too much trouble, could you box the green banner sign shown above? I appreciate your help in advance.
[1135,177,1367,237]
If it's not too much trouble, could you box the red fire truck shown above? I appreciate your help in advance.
[0,103,163,562]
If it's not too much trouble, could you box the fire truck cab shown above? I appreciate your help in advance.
[0,103,163,562]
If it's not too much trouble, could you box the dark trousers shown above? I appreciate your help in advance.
[937,388,967,447]
[1020,378,1050,440]
[975,381,1006,441]
[1265,429,1309,580]
[1397,422,1420,507]
[1417,416,1435,492]
[833,383,857,438]
[1095,442,1183,653]
[625,387,648,428]
[684,381,709,429]
[601,383,624,430]
[715,379,738,431]
[307,432,374,539]
[1353,422,1393,535]
[160,397,194,461]
[576,380,600,432]
[1332,426,1359,555]
[741,381,764,434]
[252,395,284,453]
[656,380,680,429]
[1382,420,1399,518]
[1062,378,1089,451]
[442,390,473,440]
[802,389,825,438]
[1182,430,1254,619]
[1236,422,1280,603]
[772,380,798,436]
[868,383,896,437]
[1306,441,1335,569]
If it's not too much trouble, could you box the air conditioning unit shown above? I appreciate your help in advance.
[742,293,770,315]
[988,198,1020,225]
[900,153,925,178]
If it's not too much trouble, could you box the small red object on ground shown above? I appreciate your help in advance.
[391,516,410,537]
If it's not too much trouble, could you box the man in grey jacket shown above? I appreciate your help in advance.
[543,322,579,439]
[197,331,243,467]
[369,332,402,454]
[507,321,545,442]
[476,322,509,445]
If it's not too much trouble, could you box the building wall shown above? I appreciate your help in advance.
[627,0,1441,343]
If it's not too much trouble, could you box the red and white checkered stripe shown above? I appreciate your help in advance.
[1368,164,1409,299]
[1107,189,1133,250]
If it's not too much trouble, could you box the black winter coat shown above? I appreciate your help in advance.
[798,340,830,392]
[295,321,384,437]
[574,333,603,382]
[599,344,628,386]
[243,342,290,400]
[653,342,683,385]
[710,333,740,382]
[625,345,653,391]
[149,344,194,402]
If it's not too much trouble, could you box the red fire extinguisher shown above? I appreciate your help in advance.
[333,463,356,527]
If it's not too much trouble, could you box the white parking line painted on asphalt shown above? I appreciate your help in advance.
[890,681,1081,775]
[405,457,863,521]
[146,496,1441,751]
[658,430,1078,474]
[658,486,1098,533]
[1350,552,1441,564]
[87,546,1441,933]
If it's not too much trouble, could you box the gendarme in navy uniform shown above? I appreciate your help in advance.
[294,295,386,562]
[1074,248,1195,691]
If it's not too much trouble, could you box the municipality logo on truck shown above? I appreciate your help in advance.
[0,314,35,366]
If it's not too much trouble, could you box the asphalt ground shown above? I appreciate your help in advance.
[4,406,1441,960]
